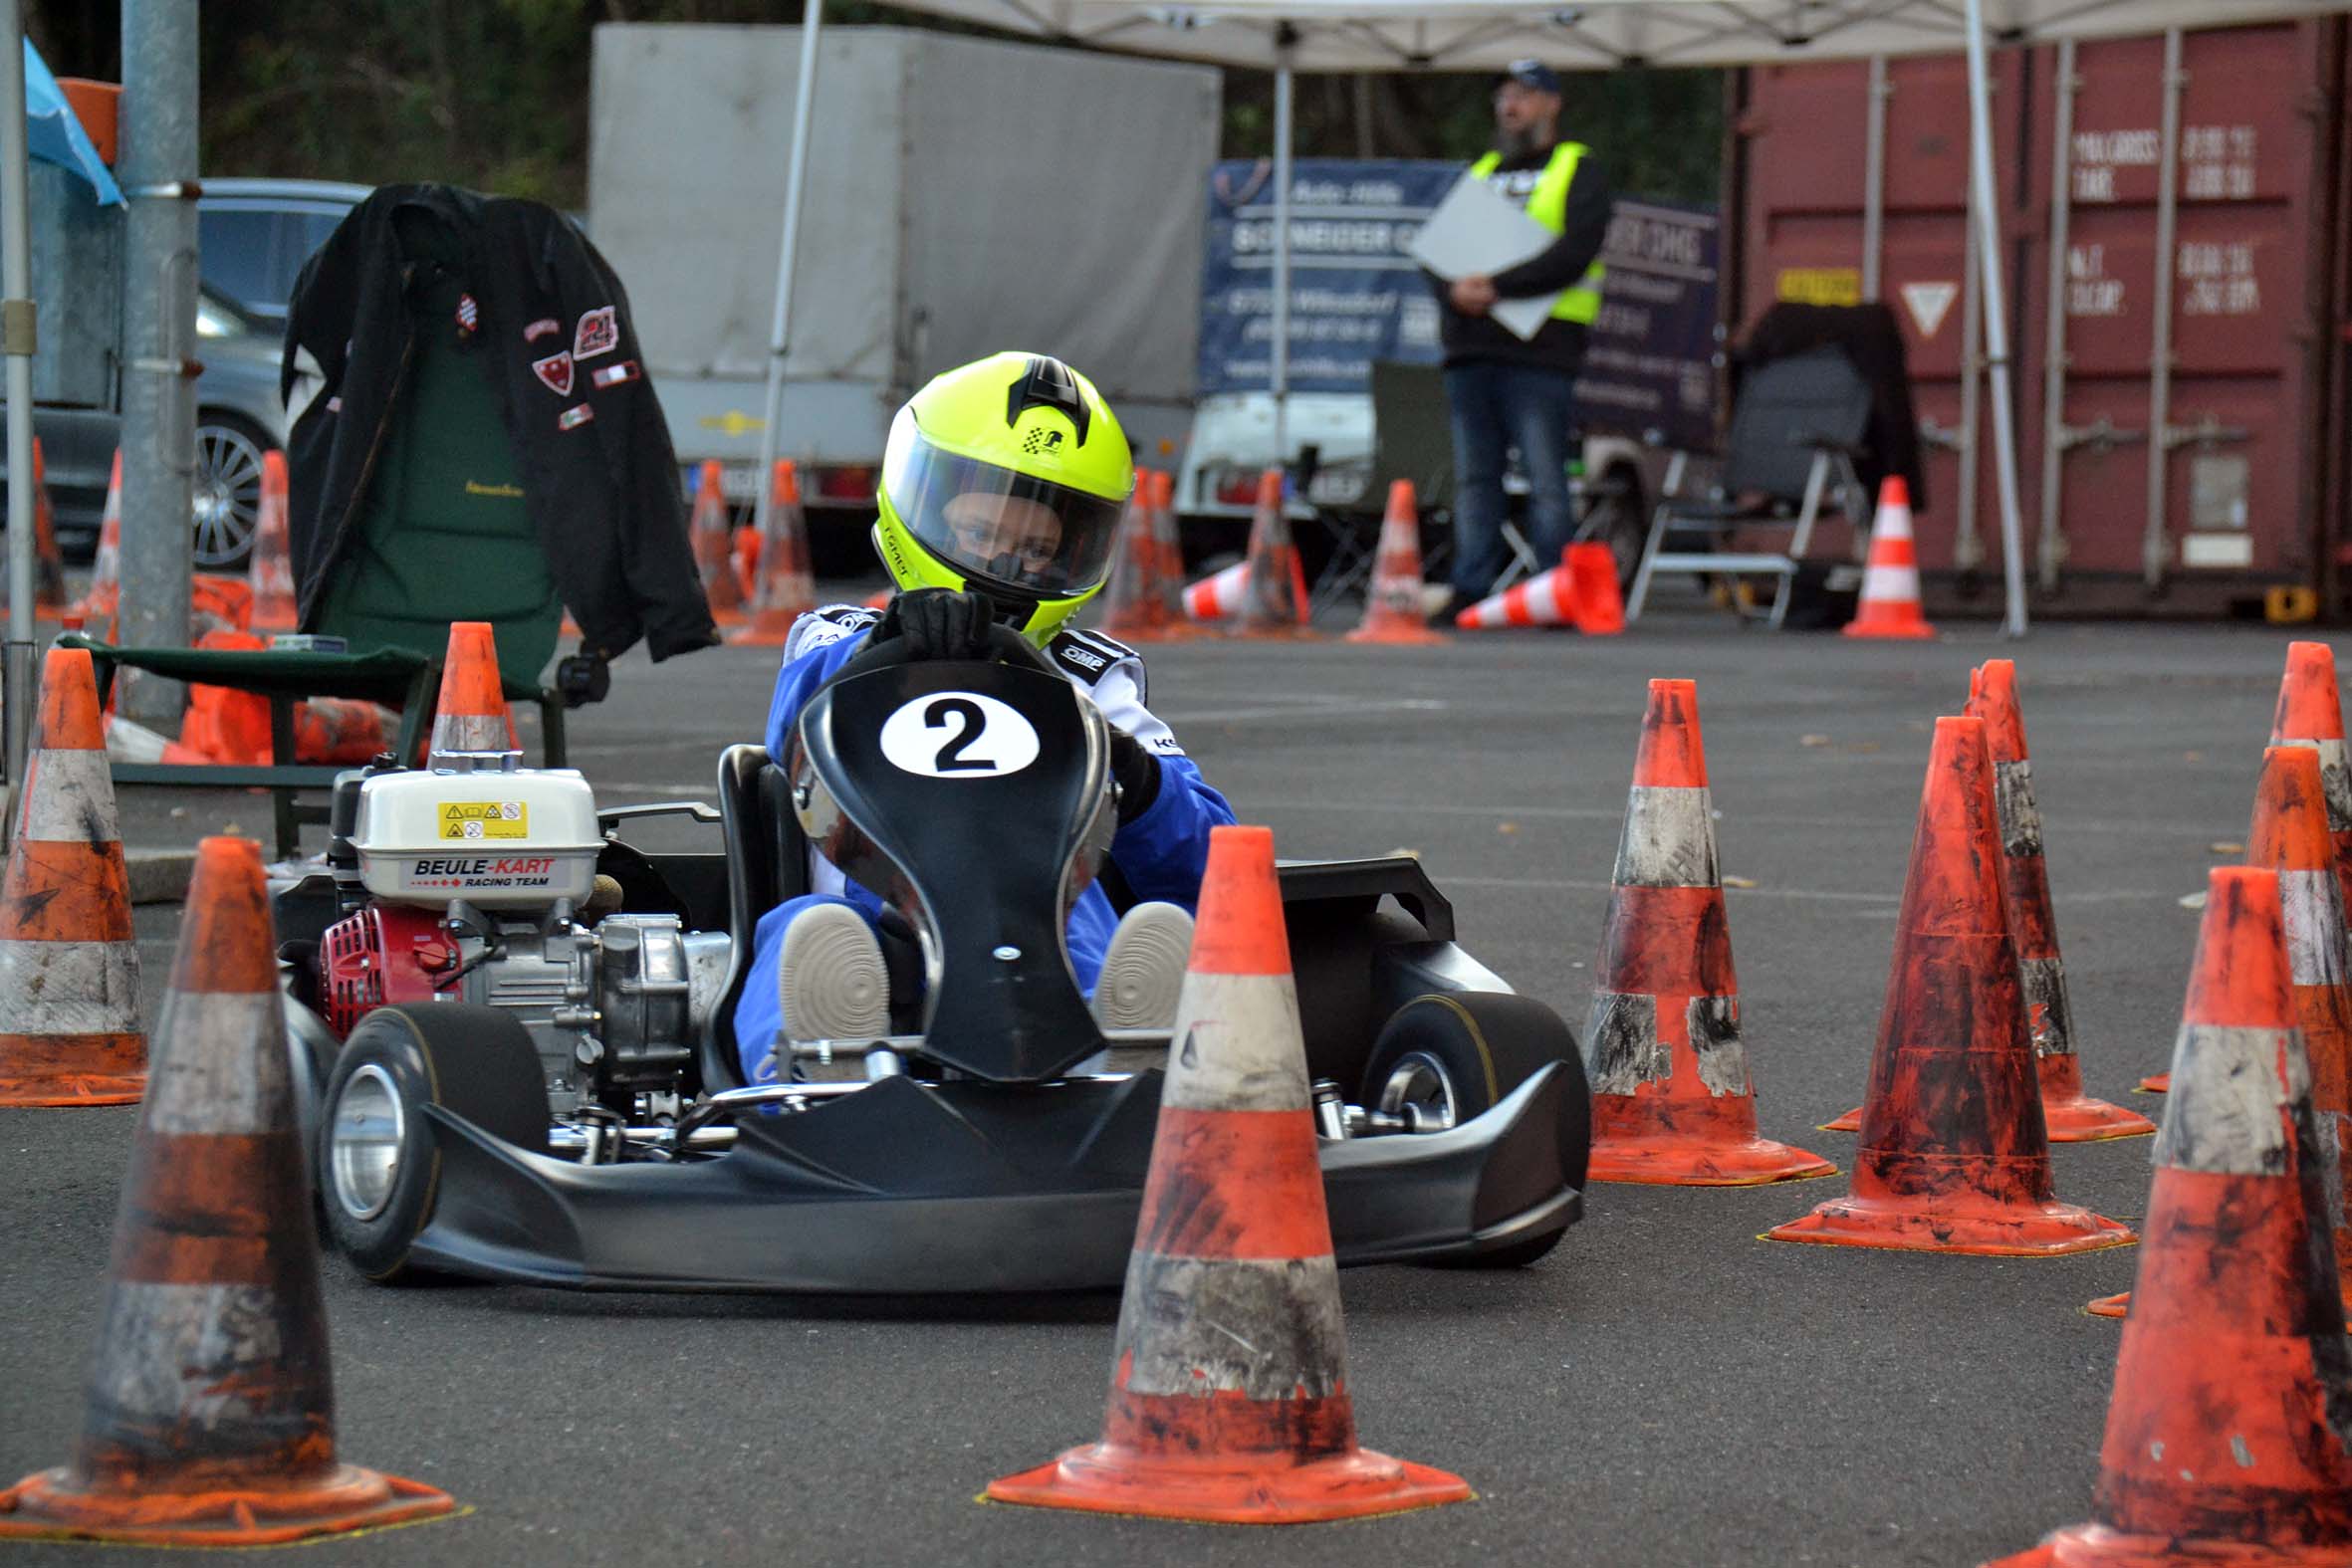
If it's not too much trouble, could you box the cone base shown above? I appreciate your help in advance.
[2137,1072,2171,1094]
[1842,617,1937,640]
[2085,1291,2129,1318]
[1344,623,1447,646]
[0,1464,455,1547]
[1587,1133,1838,1187]
[1764,1194,2135,1256]
[2040,1093,2157,1142]
[0,1072,143,1107]
[1985,1522,2352,1566]
[1819,1106,1863,1132]
[986,1445,1473,1525]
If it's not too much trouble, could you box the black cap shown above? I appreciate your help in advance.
[1496,58,1562,95]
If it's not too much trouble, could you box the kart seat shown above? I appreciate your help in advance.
[703,743,810,1093]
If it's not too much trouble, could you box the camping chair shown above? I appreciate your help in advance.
[1623,346,1874,629]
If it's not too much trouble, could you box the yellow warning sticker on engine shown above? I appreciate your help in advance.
[440,800,529,840]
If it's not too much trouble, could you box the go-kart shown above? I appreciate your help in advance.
[274,624,1592,1292]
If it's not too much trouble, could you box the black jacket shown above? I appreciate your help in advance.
[1429,144,1612,374]
[281,184,719,663]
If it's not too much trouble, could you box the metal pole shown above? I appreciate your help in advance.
[1964,0,2029,637]
[0,7,35,786]
[2037,37,2078,593]
[2141,28,2185,591]
[118,0,197,719]
[1956,172,1983,573]
[1861,56,1888,302]
[1271,50,1294,473]
[754,2,824,544]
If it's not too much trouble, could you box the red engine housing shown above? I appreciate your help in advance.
[320,903,458,1038]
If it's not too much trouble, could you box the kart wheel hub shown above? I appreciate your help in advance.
[1376,1050,1459,1133]
[330,1064,405,1221]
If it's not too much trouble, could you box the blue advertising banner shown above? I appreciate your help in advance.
[1578,199,1721,454]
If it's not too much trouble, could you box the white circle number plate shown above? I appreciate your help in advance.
[878,691,1041,779]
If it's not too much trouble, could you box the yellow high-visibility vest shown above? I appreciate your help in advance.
[1469,141,1605,325]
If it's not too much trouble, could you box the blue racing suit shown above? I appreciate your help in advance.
[732,603,1237,1080]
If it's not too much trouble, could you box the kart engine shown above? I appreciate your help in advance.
[315,762,728,1113]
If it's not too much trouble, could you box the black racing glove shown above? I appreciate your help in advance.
[873,587,996,661]
[1108,725,1163,826]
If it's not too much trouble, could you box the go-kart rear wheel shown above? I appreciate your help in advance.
[319,1004,548,1282]
[1359,992,1590,1267]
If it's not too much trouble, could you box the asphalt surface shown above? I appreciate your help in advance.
[0,599,2317,1567]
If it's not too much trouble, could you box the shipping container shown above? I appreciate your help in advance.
[1726,16,2349,618]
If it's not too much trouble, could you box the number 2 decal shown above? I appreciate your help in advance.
[925,698,992,773]
[878,690,1042,779]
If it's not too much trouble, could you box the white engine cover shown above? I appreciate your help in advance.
[353,767,603,908]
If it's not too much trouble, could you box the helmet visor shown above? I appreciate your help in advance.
[884,421,1127,596]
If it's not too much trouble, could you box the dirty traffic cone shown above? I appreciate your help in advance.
[427,620,518,759]
[689,459,745,626]
[1562,542,1624,635]
[1183,560,1252,621]
[1988,866,2352,1568]
[0,647,143,1106]
[988,825,1472,1523]
[1455,561,1578,629]
[1842,477,1935,640]
[1141,471,1203,639]
[1766,716,2133,1254]
[1344,480,1445,645]
[2273,640,2352,918]
[68,448,122,631]
[249,449,298,632]
[736,459,818,646]
[1233,468,1312,637]
[1097,469,1187,641]
[0,838,456,1547]
[1584,680,1835,1185]
[29,437,68,614]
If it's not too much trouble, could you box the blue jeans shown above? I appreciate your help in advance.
[1443,362,1579,598]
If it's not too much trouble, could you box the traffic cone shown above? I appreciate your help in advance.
[1766,716,2133,1254]
[736,459,818,646]
[427,620,518,759]
[1344,480,1445,645]
[1842,477,1936,639]
[1183,560,1251,621]
[1454,561,1578,629]
[68,448,122,630]
[987,825,1473,1524]
[1232,468,1312,637]
[689,459,745,626]
[249,449,298,632]
[1097,469,1187,641]
[29,437,68,614]
[1584,680,1835,1185]
[2093,744,2352,1320]
[2272,640,2352,919]
[0,838,457,1547]
[1142,470,1202,639]
[1987,866,2352,1568]
[1562,542,1624,634]
[0,647,143,1106]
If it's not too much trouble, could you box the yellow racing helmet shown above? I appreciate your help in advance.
[873,351,1135,646]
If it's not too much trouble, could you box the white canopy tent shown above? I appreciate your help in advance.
[749,0,2352,636]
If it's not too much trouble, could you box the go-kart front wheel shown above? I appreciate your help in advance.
[319,1004,549,1281]
[1360,992,1591,1266]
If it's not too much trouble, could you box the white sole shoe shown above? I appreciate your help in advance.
[777,903,890,1047]
[1092,901,1196,1031]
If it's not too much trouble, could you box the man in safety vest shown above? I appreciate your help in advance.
[1426,58,1611,624]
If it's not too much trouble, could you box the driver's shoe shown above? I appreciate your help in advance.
[1092,901,1196,1030]
[777,903,890,1051]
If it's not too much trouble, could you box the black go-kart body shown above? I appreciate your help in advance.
[280,629,1591,1293]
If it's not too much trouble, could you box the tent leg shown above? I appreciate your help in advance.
[1271,50,1294,473]
[1964,0,2028,637]
[754,0,825,543]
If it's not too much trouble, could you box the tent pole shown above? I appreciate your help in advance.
[755,0,824,544]
[0,9,32,786]
[1963,0,2028,637]
[1271,48,1294,477]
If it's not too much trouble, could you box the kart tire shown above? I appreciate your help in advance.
[318,1004,549,1282]
[1359,992,1590,1268]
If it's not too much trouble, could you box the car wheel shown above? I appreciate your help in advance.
[192,411,273,568]
[318,1004,549,1282]
[1359,992,1591,1267]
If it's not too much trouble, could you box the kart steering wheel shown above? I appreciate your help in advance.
[824,615,1062,688]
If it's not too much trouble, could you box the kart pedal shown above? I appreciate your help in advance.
[1092,901,1195,1031]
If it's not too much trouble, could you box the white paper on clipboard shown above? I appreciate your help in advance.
[1407,173,1564,340]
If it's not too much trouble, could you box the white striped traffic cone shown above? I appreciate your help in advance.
[1182,560,1251,621]
[1844,477,1935,639]
[1454,562,1577,629]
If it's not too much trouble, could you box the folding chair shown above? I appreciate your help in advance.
[1624,347,1873,629]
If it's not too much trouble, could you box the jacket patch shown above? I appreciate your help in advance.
[523,317,562,341]
[590,359,639,389]
[532,351,575,396]
[574,306,618,360]
[558,402,594,431]
[455,293,479,336]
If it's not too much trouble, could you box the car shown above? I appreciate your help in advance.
[196,178,374,330]
[274,627,1592,1292]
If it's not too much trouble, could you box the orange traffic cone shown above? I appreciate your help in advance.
[1233,469,1312,637]
[1842,477,1935,639]
[1562,542,1624,634]
[1141,470,1202,639]
[1988,867,2352,1568]
[427,621,518,759]
[69,448,122,631]
[2273,640,2352,918]
[0,647,143,1106]
[988,825,1472,1524]
[0,838,457,1547]
[1454,561,1577,629]
[1097,468,1188,641]
[250,448,298,632]
[1767,716,2132,1254]
[1183,560,1251,621]
[689,459,745,626]
[29,437,68,614]
[736,459,819,646]
[1344,480,1445,645]
[1585,680,1835,1185]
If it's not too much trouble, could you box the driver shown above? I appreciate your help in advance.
[732,351,1237,1082]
